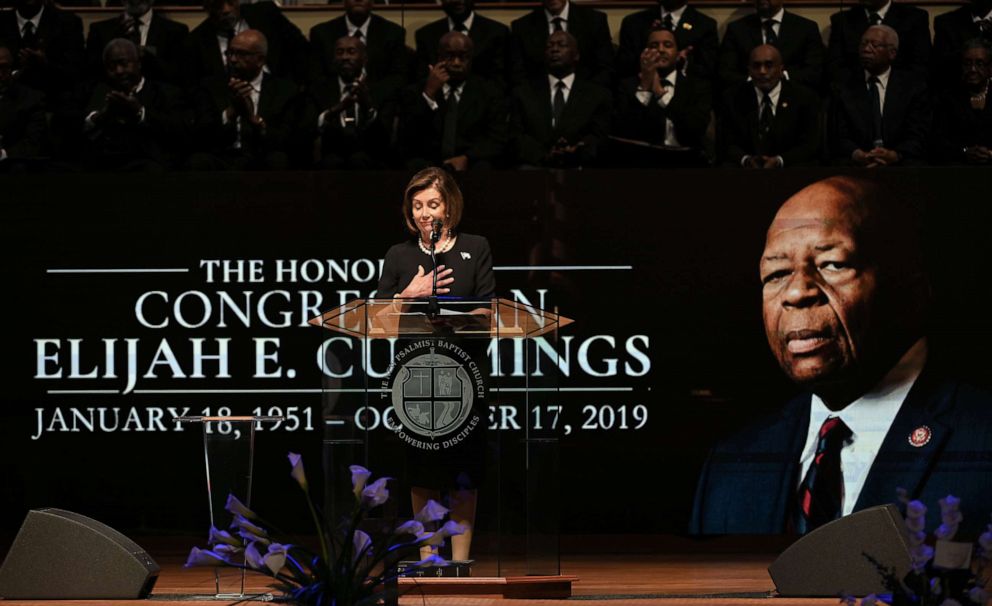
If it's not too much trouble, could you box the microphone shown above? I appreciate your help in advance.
[430,219,443,244]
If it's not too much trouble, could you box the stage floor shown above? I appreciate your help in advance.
[0,539,844,606]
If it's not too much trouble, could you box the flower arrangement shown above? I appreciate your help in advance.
[847,493,992,606]
[185,453,465,605]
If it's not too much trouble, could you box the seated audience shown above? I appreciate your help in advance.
[718,0,824,91]
[510,0,613,88]
[829,25,929,166]
[182,0,309,87]
[415,0,509,91]
[0,0,84,102]
[309,0,407,95]
[509,31,611,168]
[0,44,47,171]
[717,44,820,168]
[70,39,190,172]
[932,39,992,164]
[190,30,301,170]
[85,0,188,86]
[826,0,930,85]
[614,27,711,166]
[933,0,992,88]
[308,35,395,169]
[399,31,506,171]
[616,0,718,81]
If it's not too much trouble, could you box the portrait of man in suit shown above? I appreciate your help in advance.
[829,25,929,167]
[691,176,992,537]
[616,0,718,81]
[85,0,189,86]
[717,44,820,168]
[414,0,509,91]
[309,0,407,96]
[717,0,824,91]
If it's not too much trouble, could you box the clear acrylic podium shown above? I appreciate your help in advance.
[310,298,573,590]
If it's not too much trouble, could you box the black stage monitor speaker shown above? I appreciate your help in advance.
[0,508,160,599]
[769,504,913,597]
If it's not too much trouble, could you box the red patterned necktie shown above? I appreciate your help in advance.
[796,416,852,534]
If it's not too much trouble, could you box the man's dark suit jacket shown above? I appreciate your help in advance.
[613,72,711,151]
[398,75,507,167]
[193,72,301,159]
[717,11,824,91]
[691,370,992,537]
[509,74,612,167]
[0,6,85,100]
[182,3,310,87]
[0,82,46,160]
[309,14,407,95]
[77,78,191,168]
[307,75,395,168]
[509,4,614,88]
[616,5,718,81]
[932,6,988,88]
[829,69,929,164]
[85,13,189,86]
[415,13,509,91]
[717,80,821,166]
[826,4,931,85]
[931,86,992,164]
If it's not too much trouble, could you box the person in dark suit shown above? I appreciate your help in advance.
[0,0,84,102]
[931,39,992,164]
[414,0,508,91]
[0,44,47,171]
[613,26,711,165]
[182,0,309,87]
[717,0,824,91]
[189,30,301,170]
[932,0,992,89]
[616,0,718,81]
[826,0,931,85]
[829,25,929,166]
[692,175,992,537]
[85,0,188,86]
[309,0,407,96]
[509,30,611,168]
[717,44,820,167]
[399,31,506,171]
[71,38,190,171]
[308,36,394,169]
[509,0,613,88]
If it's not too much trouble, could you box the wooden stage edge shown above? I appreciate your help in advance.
[0,537,850,605]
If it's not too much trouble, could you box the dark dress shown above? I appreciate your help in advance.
[376,232,495,490]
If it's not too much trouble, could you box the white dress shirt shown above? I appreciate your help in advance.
[762,8,784,43]
[865,67,891,115]
[448,12,475,33]
[345,16,370,39]
[545,1,571,34]
[84,77,147,130]
[866,0,892,22]
[548,72,575,106]
[635,72,680,146]
[16,7,43,38]
[422,81,465,111]
[798,338,928,516]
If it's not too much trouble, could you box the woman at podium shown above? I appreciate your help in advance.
[376,167,494,563]
[377,167,495,301]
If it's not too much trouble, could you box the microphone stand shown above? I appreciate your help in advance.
[427,223,441,319]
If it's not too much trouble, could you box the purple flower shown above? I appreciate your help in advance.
[939,599,962,606]
[413,554,448,568]
[967,586,989,604]
[361,477,391,508]
[225,494,256,520]
[288,452,308,491]
[861,593,879,606]
[208,525,242,548]
[353,530,372,562]
[939,495,961,512]
[421,521,467,546]
[184,547,232,568]
[212,543,242,558]
[906,515,926,533]
[907,500,928,519]
[396,520,425,536]
[231,514,270,544]
[415,499,449,524]
[979,526,992,554]
[245,542,289,575]
[350,465,371,497]
[910,544,935,573]
[935,523,959,541]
